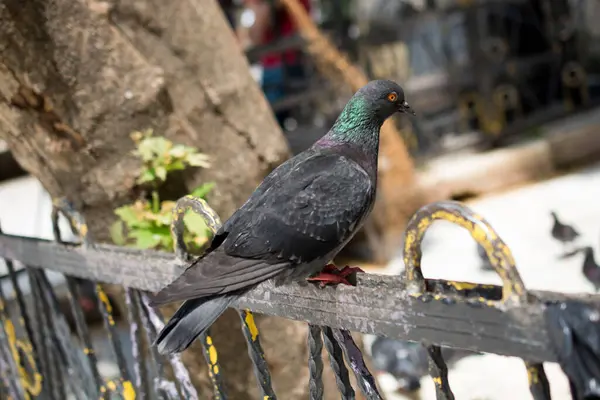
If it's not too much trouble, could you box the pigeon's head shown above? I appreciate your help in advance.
[550,211,558,220]
[354,80,415,121]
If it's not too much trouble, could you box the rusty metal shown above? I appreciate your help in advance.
[526,362,552,400]
[322,326,354,399]
[2,227,600,360]
[427,345,455,400]
[138,292,200,399]
[308,325,325,400]
[403,200,551,400]
[125,287,149,400]
[332,329,382,400]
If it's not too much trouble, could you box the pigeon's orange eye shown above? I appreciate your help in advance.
[387,92,398,102]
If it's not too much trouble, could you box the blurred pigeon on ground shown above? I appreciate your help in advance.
[150,80,415,355]
[369,337,475,392]
[477,243,494,271]
[550,211,580,252]
[580,247,600,292]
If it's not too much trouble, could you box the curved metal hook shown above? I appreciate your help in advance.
[50,197,93,248]
[170,195,222,263]
[403,200,527,306]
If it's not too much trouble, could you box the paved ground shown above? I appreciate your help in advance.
[366,161,600,400]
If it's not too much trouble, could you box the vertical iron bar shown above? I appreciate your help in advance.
[30,270,65,400]
[526,362,552,400]
[0,349,20,400]
[36,270,95,398]
[26,267,55,399]
[239,310,277,400]
[140,292,199,400]
[95,283,134,387]
[132,290,176,399]
[65,278,106,399]
[125,287,148,400]
[134,291,180,400]
[332,329,382,400]
[200,331,229,400]
[426,345,455,400]
[308,325,324,400]
[4,260,36,355]
[0,283,26,400]
[322,327,354,400]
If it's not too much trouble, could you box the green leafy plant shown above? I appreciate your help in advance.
[110,129,214,252]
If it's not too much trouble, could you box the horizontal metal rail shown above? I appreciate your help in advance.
[1,231,597,363]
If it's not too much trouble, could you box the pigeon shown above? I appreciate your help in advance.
[150,80,415,355]
[550,211,580,251]
[477,243,494,271]
[369,337,474,392]
[580,246,600,292]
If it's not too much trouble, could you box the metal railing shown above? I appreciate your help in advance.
[0,196,599,399]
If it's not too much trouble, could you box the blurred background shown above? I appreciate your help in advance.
[2,0,600,399]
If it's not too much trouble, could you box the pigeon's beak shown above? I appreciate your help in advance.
[398,100,416,116]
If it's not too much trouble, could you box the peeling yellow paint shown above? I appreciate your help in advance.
[122,380,136,400]
[527,366,539,385]
[244,310,259,341]
[79,223,88,237]
[96,285,115,325]
[5,320,42,397]
[107,380,117,391]
[447,281,478,291]
[209,344,218,365]
[433,377,442,385]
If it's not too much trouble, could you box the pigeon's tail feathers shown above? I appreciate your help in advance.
[149,248,290,306]
[155,294,236,355]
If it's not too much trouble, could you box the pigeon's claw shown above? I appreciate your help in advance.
[306,265,365,288]
[307,272,352,288]
[338,265,365,277]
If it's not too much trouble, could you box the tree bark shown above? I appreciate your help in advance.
[0,1,345,399]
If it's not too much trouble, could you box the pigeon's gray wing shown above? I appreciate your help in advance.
[222,151,375,263]
[151,152,374,304]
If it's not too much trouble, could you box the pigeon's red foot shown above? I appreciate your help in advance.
[307,264,365,288]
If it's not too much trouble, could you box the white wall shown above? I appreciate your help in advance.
[0,176,74,296]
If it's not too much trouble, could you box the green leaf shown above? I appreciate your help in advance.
[114,206,138,226]
[159,235,173,252]
[186,153,210,168]
[155,166,167,182]
[137,169,156,184]
[128,229,162,250]
[184,212,208,237]
[166,160,186,172]
[147,225,172,241]
[109,221,126,246]
[190,182,215,199]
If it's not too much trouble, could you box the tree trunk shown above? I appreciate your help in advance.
[0,1,345,398]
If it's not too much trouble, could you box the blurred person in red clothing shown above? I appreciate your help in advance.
[242,0,311,126]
